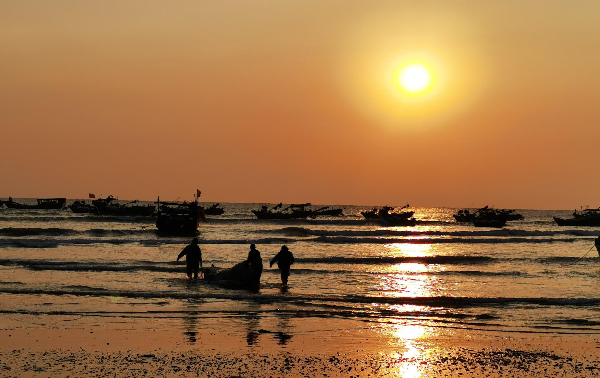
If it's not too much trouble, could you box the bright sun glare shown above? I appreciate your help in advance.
[399,63,432,93]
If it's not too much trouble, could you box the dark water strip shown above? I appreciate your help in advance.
[0,236,589,249]
[2,226,599,239]
[0,286,599,308]
[0,255,597,273]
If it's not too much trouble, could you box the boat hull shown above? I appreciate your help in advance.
[3,198,66,210]
[379,215,417,227]
[69,203,99,214]
[156,202,201,236]
[554,217,600,226]
[473,219,507,228]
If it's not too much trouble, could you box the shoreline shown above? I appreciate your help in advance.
[2,318,600,377]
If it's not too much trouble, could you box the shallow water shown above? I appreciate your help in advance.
[1,201,599,351]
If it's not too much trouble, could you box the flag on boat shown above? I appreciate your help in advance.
[196,189,201,198]
[89,193,96,199]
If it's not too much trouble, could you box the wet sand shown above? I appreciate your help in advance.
[1,319,600,377]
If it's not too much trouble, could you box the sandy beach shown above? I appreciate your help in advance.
[2,315,600,377]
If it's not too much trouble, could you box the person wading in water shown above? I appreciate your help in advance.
[245,243,263,285]
[270,245,295,286]
[177,238,203,279]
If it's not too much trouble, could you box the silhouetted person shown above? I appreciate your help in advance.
[270,245,295,285]
[595,236,600,257]
[246,244,263,285]
[177,238,202,279]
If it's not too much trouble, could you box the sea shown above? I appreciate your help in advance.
[1,199,600,351]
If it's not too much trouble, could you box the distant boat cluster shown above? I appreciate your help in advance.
[3,196,600,234]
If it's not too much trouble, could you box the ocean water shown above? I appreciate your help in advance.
[1,200,599,349]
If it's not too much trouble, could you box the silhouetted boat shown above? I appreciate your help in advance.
[3,197,66,210]
[92,195,117,207]
[554,207,600,226]
[156,199,202,236]
[468,207,508,228]
[203,203,224,216]
[68,200,98,214]
[361,204,413,220]
[379,213,417,227]
[473,217,507,228]
[252,203,312,219]
[310,206,343,217]
[453,209,475,222]
[92,195,155,216]
[360,208,380,219]
[454,207,523,223]
[497,209,524,221]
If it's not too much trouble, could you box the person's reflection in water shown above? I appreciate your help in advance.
[182,298,201,344]
[273,304,293,345]
[246,329,259,345]
[244,303,262,346]
[274,331,292,345]
[183,330,197,344]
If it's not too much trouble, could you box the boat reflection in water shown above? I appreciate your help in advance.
[371,242,444,378]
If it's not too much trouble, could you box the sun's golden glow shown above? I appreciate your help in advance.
[399,63,432,93]
[338,11,490,130]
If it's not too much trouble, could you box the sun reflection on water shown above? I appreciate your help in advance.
[375,242,446,298]
[372,242,452,377]
[377,321,433,378]
[385,242,433,257]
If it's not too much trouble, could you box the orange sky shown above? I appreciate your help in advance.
[1,1,600,209]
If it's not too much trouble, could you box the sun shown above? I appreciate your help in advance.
[399,63,432,93]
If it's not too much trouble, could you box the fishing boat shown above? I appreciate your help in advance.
[252,203,312,219]
[92,195,155,216]
[379,213,417,227]
[3,197,67,210]
[453,209,475,222]
[470,206,508,228]
[361,204,413,220]
[155,199,202,236]
[554,207,600,226]
[360,208,380,219]
[379,205,414,219]
[203,203,224,216]
[454,207,523,223]
[473,217,507,228]
[496,209,524,221]
[68,200,98,214]
[310,206,344,217]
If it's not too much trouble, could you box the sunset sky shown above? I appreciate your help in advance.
[2,1,600,209]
